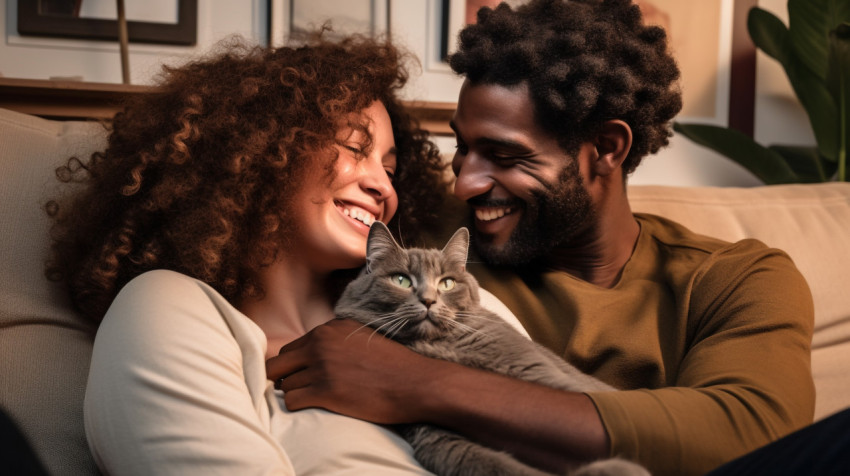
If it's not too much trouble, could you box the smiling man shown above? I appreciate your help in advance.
[441,0,815,474]
[449,81,599,270]
[269,1,818,475]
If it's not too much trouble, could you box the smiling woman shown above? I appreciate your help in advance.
[288,100,400,273]
[44,33,449,474]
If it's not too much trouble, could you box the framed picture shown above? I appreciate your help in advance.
[635,0,729,125]
[268,0,389,47]
[637,0,757,133]
[439,0,754,132]
[440,0,522,61]
[16,0,197,45]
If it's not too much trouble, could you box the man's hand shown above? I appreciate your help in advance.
[265,318,609,472]
[265,318,440,424]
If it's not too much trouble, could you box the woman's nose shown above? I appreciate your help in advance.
[452,153,494,201]
[361,159,393,200]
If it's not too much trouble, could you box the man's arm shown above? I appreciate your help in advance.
[265,318,608,473]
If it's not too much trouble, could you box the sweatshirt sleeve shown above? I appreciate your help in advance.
[84,270,296,475]
[588,242,815,476]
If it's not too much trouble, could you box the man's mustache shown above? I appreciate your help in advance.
[467,196,522,209]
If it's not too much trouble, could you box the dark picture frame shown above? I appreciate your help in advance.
[17,0,198,46]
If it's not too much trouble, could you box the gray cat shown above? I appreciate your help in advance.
[334,222,650,476]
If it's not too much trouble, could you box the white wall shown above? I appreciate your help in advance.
[0,0,267,84]
[630,0,807,187]
[1,0,809,187]
[391,0,808,188]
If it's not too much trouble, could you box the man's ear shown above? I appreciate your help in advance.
[592,120,632,177]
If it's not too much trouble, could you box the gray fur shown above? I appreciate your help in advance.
[335,222,650,476]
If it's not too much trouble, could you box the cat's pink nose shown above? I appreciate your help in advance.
[421,298,435,308]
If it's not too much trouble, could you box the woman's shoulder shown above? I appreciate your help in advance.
[112,269,232,314]
[102,269,248,342]
[478,288,529,337]
[96,269,266,375]
[119,269,207,296]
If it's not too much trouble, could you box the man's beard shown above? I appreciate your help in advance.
[472,163,594,267]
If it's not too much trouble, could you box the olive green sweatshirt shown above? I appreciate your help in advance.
[469,213,815,476]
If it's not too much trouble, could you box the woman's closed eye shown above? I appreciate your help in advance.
[343,144,363,155]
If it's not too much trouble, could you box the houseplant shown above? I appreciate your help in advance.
[673,0,850,184]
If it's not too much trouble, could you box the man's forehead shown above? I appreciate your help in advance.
[453,81,555,146]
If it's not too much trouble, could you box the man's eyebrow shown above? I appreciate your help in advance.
[449,120,532,152]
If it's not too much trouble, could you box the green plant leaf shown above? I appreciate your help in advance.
[673,123,800,184]
[788,0,850,81]
[768,145,834,182]
[749,7,839,162]
[748,7,790,64]
[747,6,839,160]
[826,23,850,180]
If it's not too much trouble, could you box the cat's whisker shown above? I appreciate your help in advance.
[372,316,404,334]
[454,311,498,325]
[385,319,410,341]
[443,318,485,336]
[444,313,494,338]
[343,313,404,342]
[377,313,415,341]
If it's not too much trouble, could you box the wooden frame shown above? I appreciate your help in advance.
[440,0,505,61]
[0,78,455,134]
[728,0,757,137]
[17,0,198,45]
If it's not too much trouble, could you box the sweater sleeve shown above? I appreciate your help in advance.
[588,242,815,476]
[84,270,296,475]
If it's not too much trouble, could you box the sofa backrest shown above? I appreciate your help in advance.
[2,106,849,473]
[0,108,106,475]
[629,184,850,421]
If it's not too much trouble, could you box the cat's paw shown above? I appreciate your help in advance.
[569,457,651,476]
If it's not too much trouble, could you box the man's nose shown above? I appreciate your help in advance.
[452,153,494,201]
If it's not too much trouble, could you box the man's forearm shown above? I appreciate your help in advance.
[418,360,610,472]
[269,318,610,472]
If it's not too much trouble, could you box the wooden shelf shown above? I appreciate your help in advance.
[0,77,455,135]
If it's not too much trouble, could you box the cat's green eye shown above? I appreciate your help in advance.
[439,278,456,291]
[391,273,412,289]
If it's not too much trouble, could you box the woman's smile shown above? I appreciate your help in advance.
[335,200,378,229]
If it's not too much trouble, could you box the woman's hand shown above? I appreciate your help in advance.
[265,318,442,424]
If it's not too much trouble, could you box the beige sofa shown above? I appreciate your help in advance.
[2,106,849,474]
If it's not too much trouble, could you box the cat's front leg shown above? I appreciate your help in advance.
[402,423,556,476]
[569,457,651,476]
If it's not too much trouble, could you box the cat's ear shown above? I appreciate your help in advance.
[365,221,403,273]
[442,227,470,271]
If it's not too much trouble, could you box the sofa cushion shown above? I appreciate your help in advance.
[0,108,106,475]
[629,183,850,420]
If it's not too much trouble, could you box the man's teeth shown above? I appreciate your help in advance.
[475,207,513,222]
[343,207,376,226]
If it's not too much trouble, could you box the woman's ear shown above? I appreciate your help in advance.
[592,120,632,177]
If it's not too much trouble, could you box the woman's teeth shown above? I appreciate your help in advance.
[343,207,376,226]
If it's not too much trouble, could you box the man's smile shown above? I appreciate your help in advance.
[474,206,516,222]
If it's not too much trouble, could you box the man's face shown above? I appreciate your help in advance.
[450,80,595,266]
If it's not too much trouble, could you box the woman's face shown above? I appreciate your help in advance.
[293,100,399,271]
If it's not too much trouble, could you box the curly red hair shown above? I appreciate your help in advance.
[46,34,448,323]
